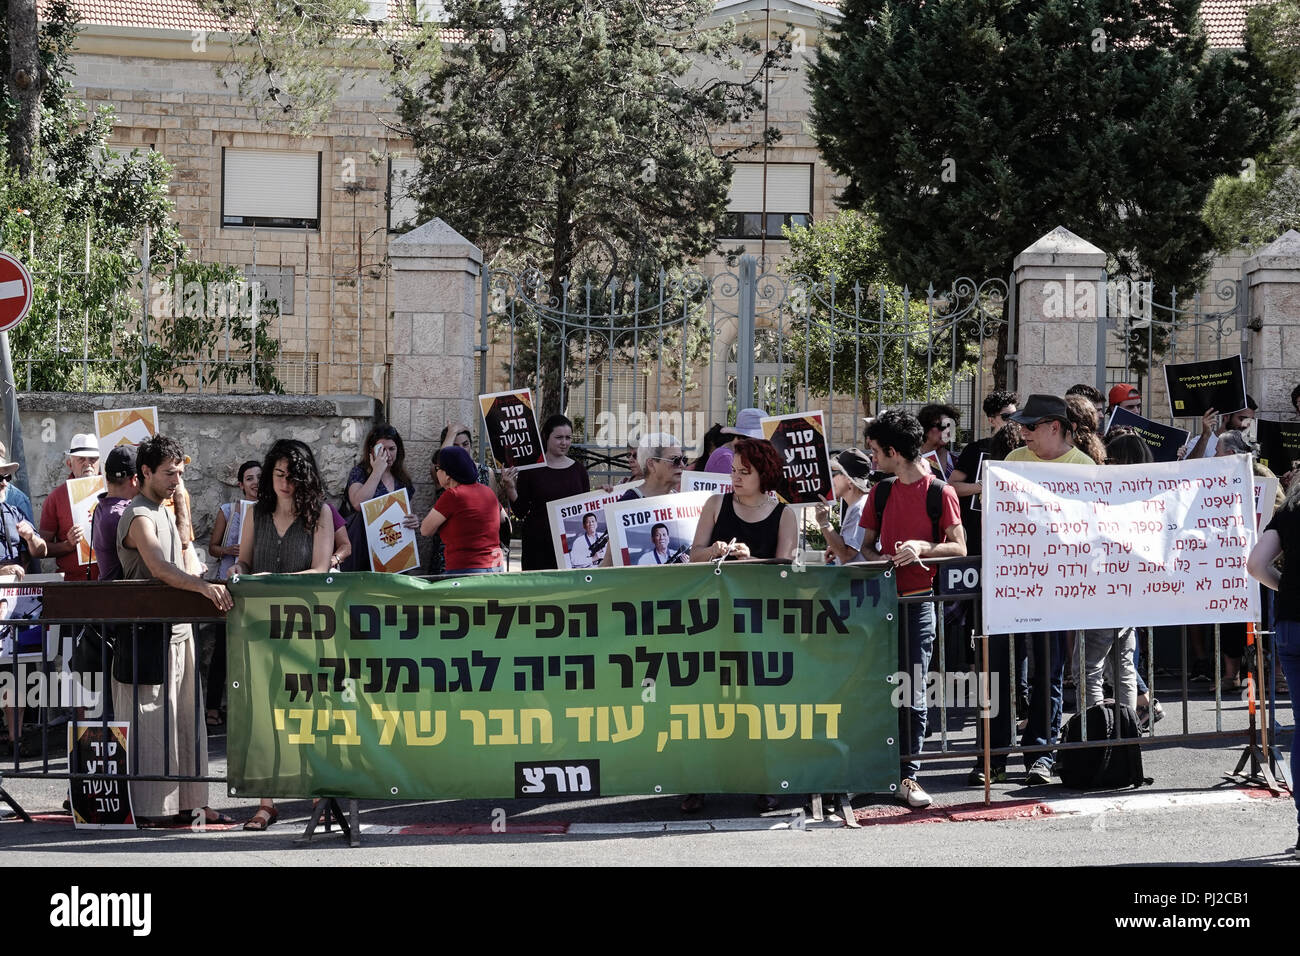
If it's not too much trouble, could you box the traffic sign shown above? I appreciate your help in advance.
[0,252,34,334]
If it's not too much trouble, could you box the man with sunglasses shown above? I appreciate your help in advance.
[0,452,48,578]
[1004,395,1091,785]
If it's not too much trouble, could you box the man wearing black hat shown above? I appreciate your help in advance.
[92,446,139,582]
[1003,394,1091,785]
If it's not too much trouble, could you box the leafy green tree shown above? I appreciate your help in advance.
[1,2,281,392]
[810,0,1288,296]
[780,210,978,412]
[1203,0,1300,251]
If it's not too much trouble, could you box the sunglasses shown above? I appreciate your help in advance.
[653,455,690,467]
[0,475,10,485]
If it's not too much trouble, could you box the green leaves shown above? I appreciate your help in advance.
[810,0,1289,296]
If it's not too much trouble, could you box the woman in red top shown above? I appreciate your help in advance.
[420,446,504,573]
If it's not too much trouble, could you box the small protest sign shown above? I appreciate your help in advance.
[94,406,158,461]
[681,471,732,495]
[68,721,136,829]
[761,410,834,506]
[548,482,642,569]
[1104,406,1190,463]
[1255,418,1300,474]
[67,475,106,565]
[479,388,545,470]
[362,488,418,574]
[604,491,710,567]
[1163,355,1246,418]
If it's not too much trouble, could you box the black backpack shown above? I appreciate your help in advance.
[1056,702,1153,790]
[872,474,947,544]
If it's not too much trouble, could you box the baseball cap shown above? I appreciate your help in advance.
[1108,384,1140,407]
[104,445,137,482]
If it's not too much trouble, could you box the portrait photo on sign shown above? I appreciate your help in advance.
[761,410,835,506]
[479,388,545,470]
[604,491,710,567]
[548,482,642,569]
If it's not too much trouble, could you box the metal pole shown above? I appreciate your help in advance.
[139,221,151,391]
[736,255,757,411]
[0,331,30,497]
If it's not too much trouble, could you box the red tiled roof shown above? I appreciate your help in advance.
[41,0,1259,49]
[1200,0,1262,49]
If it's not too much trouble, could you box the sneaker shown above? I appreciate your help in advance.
[967,766,1008,786]
[1025,758,1054,786]
[897,777,933,808]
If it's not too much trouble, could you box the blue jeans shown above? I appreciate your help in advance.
[899,598,936,781]
[1021,631,1067,770]
[1274,620,1300,827]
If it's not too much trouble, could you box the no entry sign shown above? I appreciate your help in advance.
[0,252,34,334]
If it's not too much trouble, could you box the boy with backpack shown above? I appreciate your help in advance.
[848,410,966,808]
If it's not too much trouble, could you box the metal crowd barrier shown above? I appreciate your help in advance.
[0,565,1287,825]
[0,581,224,822]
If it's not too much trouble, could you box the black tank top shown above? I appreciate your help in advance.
[712,493,786,559]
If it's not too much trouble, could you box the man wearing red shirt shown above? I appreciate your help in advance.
[39,433,101,580]
[851,410,965,808]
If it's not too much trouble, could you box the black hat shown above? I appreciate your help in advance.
[831,447,872,493]
[104,445,137,482]
[1008,394,1069,427]
[436,445,479,485]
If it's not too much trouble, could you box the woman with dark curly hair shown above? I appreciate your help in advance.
[690,437,797,562]
[234,438,333,831]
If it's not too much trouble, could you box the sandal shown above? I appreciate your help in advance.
[243,806,278,831]
[206,710,223,728]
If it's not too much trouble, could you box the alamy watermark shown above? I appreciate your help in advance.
[591,405,709,451]
[0,665,105,718]
[1043,275,1152,321]
[890,666,1000,717]
[148,276,267,322]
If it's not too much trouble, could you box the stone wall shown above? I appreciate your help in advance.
[14,392,376,556]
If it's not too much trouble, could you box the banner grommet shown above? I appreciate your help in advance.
[654,785,662,793]
[391,787,399,795]
[780,780,789,789]
[232,681,239,689]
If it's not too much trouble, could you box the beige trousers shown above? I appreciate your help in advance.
[111,628,209,818]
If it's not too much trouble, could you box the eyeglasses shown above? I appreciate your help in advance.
[653,455,690,467]
[0,475,10,485]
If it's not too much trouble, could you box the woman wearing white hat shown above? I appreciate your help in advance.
[703,407,765,475]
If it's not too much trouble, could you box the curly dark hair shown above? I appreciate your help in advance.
[866,409,924,462]
[982,390,1018,419]
[258,438,325,532]
[358,423,413,491]
[1065,395,1105,464]
[732,438,783,493]
[987,421,1025,461]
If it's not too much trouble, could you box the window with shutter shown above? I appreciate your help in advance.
[723,162,813,239]
[222,148,321,230]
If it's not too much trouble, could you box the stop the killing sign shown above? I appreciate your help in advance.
[0,252,34,334]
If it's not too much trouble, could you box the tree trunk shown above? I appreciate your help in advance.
[6,0,41,176]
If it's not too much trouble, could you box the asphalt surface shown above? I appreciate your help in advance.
[2,677,1294,866]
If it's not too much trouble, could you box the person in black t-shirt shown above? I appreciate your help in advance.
[1248,481,1300,860]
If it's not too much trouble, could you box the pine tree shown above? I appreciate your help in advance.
[810,0,1288,293]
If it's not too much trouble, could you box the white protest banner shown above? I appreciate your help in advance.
[982,455,1258,634]
[761,410,835,506]
[604,491,710,567]
[361,488,418,574]
[67,475,106,565]
[681,471,732,495]
[93,406,158,461]
[547,481,642,569]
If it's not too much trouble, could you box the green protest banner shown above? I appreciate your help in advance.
[226,564,900,800]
